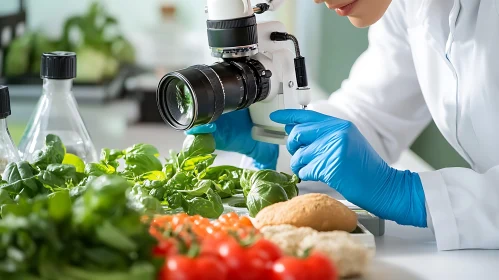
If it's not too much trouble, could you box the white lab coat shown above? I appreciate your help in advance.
[308,0,499,251]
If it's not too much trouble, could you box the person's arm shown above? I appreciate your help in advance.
[310,0,431,164]
[285,1,499,250]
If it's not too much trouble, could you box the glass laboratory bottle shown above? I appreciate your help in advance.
[18,52,98,163]
[0,86,21,176]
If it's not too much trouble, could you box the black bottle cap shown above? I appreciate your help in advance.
[0,86,11,119]
[41,51,77,79]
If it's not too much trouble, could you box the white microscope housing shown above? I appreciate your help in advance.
[157,0,310,145]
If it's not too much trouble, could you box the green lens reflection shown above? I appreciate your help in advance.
[166,79,194,126]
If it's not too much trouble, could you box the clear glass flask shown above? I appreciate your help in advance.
[18,52,98,163]
[0,86,21,176]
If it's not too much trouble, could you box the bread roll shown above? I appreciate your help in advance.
[254,193,357,232]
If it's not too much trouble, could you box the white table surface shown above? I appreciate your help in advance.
[106,125,499,280]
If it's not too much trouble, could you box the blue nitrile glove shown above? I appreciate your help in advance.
[270,109,427,227]
[186,109,279,170]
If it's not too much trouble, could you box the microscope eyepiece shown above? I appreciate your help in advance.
[157,60,271,130]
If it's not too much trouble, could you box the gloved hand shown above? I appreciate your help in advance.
[270,109,427,227]
[186,109,279,170]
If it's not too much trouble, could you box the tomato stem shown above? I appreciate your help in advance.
[299,247,313,259]
[228,229,259,248]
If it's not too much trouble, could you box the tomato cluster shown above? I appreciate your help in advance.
[150,212,256,241]
[149,212,338,280]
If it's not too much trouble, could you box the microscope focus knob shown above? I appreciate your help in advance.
[247,59,272,102]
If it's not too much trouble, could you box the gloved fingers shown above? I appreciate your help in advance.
[290,140,327,174]
[285,124,295,135]
[286,121,336,155]
[185,124,217,135]
[286,122,319,155]
[286,118,352,155]
[296,157,322,182]
[270,109,333,125]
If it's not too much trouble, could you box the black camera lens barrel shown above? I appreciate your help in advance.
[157,59,271,131]
[207,15,258,48]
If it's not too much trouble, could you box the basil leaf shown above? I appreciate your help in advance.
[84,163,116,177]
[32,134,66,170]
[48,190,71,221]
[181,134,216,159]
[178,180,212,197]
[1,162,41,198]
[246,181,288,217]
[182,189,224,219]
[100,148,124,169]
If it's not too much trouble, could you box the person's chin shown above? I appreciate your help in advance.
[347,16,377,28]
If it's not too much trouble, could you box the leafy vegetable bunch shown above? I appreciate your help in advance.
[1,132,299,221]
[127,133,300,218]
[5,2,135,82]
[0,174,158,279]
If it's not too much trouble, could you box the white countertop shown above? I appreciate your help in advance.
[104,125,499,280]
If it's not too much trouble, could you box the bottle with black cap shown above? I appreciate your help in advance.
[18,52,98,163]
[0,85,21,176]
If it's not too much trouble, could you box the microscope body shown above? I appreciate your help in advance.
[207,0,310,145]
[156,0,309,146]
[248,21,310,144]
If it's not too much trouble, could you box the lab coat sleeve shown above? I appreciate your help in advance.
[309,0,432,164]
[420,167,499,250]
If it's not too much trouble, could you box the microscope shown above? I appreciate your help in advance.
[156,0,385,237]
[156,0,311,145]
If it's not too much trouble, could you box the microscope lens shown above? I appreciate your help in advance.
[157,60,271,131]
[165,79,194,126]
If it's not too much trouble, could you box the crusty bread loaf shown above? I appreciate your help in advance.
[254,193,357,232]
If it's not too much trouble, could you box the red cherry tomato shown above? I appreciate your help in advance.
[160,254,228,280]
[272,252,338,280]
[217,237,275,280]
[251,238,283,263]
[153,240,177,257]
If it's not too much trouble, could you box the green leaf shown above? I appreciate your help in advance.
[95,221,138,253]
[1,162,40,198]
[248,170,299,199]
[100,148,124,169]
[179,134,216,163]
[178,180,213,197]
[246,181,289,217]
[139,171,166,182]
[165,172,193,191]
[1,203,30,218]
[31,134,66,170]
[181,154,216,173]
[182,189,224,219]
[125,144,160,157]
[48,190,71,222]
[4,32,33,77]
[84,163,116,177]
[162,163,175,180]
[60,263,156,280]
[213,181,235,199]
[38,164,79,188]
[62,153,85,173]
[73,175,131,229]
[167,192,183,209]
[241,169,256,197]
[123,144,162,176]
[0,189,14,205]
